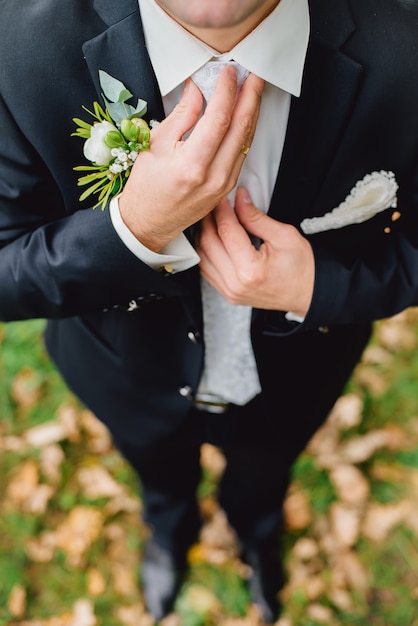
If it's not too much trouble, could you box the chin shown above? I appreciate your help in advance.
[156,0,271,30]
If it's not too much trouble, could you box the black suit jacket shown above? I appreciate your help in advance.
[0,0,417,453]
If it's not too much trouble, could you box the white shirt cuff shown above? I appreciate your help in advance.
[109,195,200,272]
[285,311,305,323]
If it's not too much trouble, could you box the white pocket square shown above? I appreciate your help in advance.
[300,170,398,235]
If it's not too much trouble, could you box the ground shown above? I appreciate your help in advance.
[1,310,418,626]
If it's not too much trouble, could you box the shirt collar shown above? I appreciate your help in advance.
[138,0,310,97]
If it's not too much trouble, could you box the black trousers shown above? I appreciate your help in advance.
[113,395,296,559]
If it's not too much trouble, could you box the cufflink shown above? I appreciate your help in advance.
[157,265,174,276]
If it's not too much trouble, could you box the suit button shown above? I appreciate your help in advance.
[178,385,193,399]
[187,329,201,344]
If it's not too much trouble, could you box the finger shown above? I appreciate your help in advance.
[198,212,229,287]
[184,65,240,161]
[198,198,255,289]
[234,187,278,243]
[151,78,204,145]
[227,72,264,153]
[211,196,259,262]
[206,73,264,183]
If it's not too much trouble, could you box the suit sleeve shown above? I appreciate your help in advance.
[260,160,418,335]
[0,94,190,322]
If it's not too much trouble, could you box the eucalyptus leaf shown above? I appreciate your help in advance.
[130,99,148,118]
[104,100,135,124]
[117,88,134,103]
[99,70,133,103]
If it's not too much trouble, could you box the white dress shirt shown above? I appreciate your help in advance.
[110,0,310,405]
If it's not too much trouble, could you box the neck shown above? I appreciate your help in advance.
[158,1,280,52]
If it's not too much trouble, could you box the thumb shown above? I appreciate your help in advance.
[235,187,278,241]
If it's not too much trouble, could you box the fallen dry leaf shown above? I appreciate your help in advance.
[362,501,412,542]
[25,531,56,563]
[334,549,369,591]
[160,614,182,626]
[329,503,362,548]
[1,434,26,452]
[355,364,391,395]
[86,568,107,596]
[115,604,154,626]
[329,465,370,505]
[305,603,334,623]
[361,344,393,367]
[68,599,98,626]
[103,493,141,517]
[79,410,112,453]
[57,404,81,443]
[376,314,418,351]
[303,576,327,601]
[340,430,391,464]
[200,443,226,480]
[11,367,42,409]
[8,583,27,618]
[275,617,293,626]
[24,421,67,448]
[182,584,221,616]
[6,459,39,507]
[327,587,354,612]
[53,506,104,566]
[327,394,364,431]
[283,488,313,531]
[76,464,126,499]
[306,425,340,470]
[40,443,65,484]
[291,537,319,563]
[23,484,55,515]
[110,562,139,597]
[199,494,219,519]
[198,508,238,554]
[404,508,418,536]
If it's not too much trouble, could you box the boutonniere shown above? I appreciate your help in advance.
[300,170,398,235]
[72,71,157,210]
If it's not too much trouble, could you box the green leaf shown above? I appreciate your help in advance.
[72,117,92,130]
[71,129,91,139]
[104,130,125,148]
[95,179,119,210]
[99,70,133,104]
[117,88,134,103]
[129,99,148,119]
[93,101,109,121]
[78,179,107,200]
[103,100,133,124]
[74,164,107,172]
[77,171,108,185]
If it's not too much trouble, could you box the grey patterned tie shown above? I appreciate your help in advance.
[191,61,262,407]
[191,60,249,102]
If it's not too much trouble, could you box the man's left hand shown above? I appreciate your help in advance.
[197,187,315,318]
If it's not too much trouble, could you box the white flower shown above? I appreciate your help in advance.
[83,120,118,166]
[109,163,123,174]
[117,151,128,163]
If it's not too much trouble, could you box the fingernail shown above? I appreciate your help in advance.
[241,188,252,203]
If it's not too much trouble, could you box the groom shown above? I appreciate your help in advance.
[0,0,417,622]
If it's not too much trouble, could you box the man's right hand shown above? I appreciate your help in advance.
[118,65,264,252]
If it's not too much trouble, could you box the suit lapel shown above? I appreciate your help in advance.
[83,0,165,124]
[269,0,363,224]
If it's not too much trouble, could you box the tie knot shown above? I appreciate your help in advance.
[191,61,249,102]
